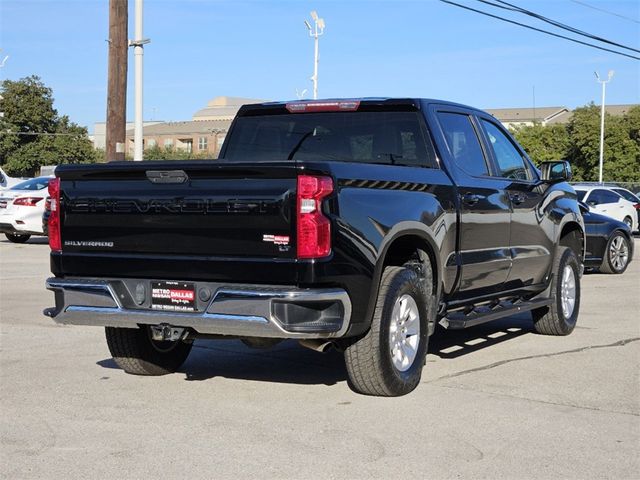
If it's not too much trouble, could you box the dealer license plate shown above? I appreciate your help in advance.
[151,281,196,312]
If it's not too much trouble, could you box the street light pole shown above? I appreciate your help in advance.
[304,11,325,100]
[130,0,150,161]
[594,70,614,184]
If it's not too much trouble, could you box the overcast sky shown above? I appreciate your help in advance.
[1,0,638,131]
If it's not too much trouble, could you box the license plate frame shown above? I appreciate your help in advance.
[150,281,196,312]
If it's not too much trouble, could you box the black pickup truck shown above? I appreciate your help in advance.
[45,98,584,396]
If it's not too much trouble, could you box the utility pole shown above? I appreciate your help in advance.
[130,0,150,161]
[304,11,325,100]
[106,0,128,162]
[594,70,614,184]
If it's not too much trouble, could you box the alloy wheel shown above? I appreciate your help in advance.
[389,294,420,372]
[560,265,576,319]
[609,235,629,271]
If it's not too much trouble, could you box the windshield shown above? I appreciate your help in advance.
[11,177,50,191]
[575,190,587,201]
[222,111,437,167]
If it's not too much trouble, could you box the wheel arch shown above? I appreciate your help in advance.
[364,224,443,333]
[558,220,585,264]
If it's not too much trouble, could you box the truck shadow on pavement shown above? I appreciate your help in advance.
[97,314,535,387]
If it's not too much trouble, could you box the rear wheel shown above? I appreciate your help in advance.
[344,262,432,396]
[105,326,193,375]
[600,232,630,274]
[532,246,580,335]
[5,233,30,243]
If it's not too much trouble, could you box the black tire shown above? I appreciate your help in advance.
[105,326,193,375]
[600,231,631,274]
[344,263,432,396]
[5,233,30,243]
[532,246,580,335]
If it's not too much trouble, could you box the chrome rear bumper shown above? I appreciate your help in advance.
[45,277,352,339]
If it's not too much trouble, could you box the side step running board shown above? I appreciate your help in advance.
[440,298,553,330]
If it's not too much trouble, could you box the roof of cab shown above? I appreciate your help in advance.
[236,97,488,116]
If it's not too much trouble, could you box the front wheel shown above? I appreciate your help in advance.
[344,263,432,396]
[600,232,631,274]
[105,326,193,375]
[5,233,30,243]
[532,246,580,335]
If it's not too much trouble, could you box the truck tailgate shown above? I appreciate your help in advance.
[55,161,300,282]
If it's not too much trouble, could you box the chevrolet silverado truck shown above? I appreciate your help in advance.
[44,98,584,396]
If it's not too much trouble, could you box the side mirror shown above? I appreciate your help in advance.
[540,160,572,183]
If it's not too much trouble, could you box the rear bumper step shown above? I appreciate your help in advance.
[45,277,352,339]
[440,298,553,330]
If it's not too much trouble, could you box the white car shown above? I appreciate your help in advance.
[0,167,23,191]
[574,185,638,232]
[0,176,52,243]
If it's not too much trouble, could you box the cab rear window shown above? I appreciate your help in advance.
[222,111,437,168]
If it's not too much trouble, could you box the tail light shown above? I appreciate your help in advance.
[297,175,333,259]
[633,203,640,210]
[13,197,43,207]
[48,178,61,251]
[286,101,360,113]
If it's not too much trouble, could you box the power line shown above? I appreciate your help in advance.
[438,0,640,61]
[476,0,640,54]
[568,0,640,25]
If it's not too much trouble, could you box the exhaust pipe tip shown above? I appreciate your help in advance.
[298,339,333,353]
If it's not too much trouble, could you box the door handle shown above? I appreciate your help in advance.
[462,193,482,206]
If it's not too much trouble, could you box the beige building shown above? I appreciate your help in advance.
[192,96,264,121]
[126,119,232,156]
[124,96,265,157]
[485,106,570,129]
[486,104,637,129]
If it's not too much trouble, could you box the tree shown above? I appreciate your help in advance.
[511,123,570,166]
[0,75,96,176]
[567,104,640,182]
[143,145,210,161]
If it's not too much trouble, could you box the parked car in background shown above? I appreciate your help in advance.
[0,167,23,191]
[0,176,52,243]
[573,185,638,232]
[581,202,634,274]
[609,186,640,229]
[42,197,51,236]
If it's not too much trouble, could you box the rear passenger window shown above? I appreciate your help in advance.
[588,189,620,205]
[437,112,488,177]
[480,119,529,180]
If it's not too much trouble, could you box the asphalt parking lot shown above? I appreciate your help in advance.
[1,238,638,479]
